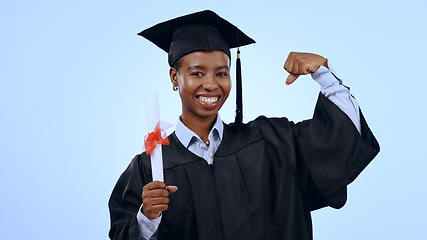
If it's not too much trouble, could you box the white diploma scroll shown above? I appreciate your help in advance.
[143,91,164,182]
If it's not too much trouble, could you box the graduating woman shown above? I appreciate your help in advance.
[108,10,379,240]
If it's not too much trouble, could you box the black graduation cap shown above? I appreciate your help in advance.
[138,10,255,127]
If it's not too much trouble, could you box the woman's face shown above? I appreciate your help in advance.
[170,50,231,123]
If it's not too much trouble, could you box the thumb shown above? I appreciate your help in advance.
[286,74,300,85]
[166,185,178,193]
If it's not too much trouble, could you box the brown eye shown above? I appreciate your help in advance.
[217,72,228,77]
[191,72,204,77]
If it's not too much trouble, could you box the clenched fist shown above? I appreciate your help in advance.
[142,181,178,219]
[283,52,328,85]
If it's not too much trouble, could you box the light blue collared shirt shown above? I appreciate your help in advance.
[174,115,224,165]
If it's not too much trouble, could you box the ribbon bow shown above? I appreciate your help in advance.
[144,121,170,155]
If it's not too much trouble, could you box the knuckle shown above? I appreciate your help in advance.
[156,181,166,188]
[154,189,168,197]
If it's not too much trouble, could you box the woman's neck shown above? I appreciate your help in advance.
[180,114,217,143]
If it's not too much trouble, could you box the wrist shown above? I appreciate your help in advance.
[142,206,161,220]
[322,57,329,69]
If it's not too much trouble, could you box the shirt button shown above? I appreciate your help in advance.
[209,153,213,158]
[147,226,153,231]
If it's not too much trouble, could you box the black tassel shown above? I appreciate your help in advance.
[235,48,243,127]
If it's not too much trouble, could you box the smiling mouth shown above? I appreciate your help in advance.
[197,96,220,105]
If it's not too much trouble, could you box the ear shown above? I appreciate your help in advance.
[170,67,178,87]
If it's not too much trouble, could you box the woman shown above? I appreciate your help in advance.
[109,10,379,240]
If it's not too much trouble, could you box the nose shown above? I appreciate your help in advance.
[202,74,219,91]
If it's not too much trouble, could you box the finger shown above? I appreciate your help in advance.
[143,189,169,198]
[283,52,295,72]
[146,203,169,213]
[283,57,291,72]
[145,181,166,189]
[284,64,295,76]
[166,185,178,193]
[293,59,310,75]
[299,63,311,75]
[286,74,299,85]
[144,196,170,206]
[143,181,166,190]
[283,61,290,73]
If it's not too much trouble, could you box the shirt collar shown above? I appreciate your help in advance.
[175,114,224,148]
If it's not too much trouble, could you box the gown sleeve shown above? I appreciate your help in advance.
[294,93,380,210]
[258,93,379,211]
[108,154,152,240]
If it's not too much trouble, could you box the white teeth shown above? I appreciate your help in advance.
[198,96,218,104]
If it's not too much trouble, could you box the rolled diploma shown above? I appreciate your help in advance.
[143,91,164,182]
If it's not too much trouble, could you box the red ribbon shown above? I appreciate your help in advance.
[144,122,170,155]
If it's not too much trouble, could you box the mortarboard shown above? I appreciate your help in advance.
[138,10,255,127]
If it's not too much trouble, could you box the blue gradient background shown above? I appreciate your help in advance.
[1,0,426,239]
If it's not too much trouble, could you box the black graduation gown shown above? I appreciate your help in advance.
[108,93,380,240]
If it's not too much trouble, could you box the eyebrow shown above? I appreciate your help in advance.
[187,65,230,71]
[187,65,206,71]
[216,65,230,71]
